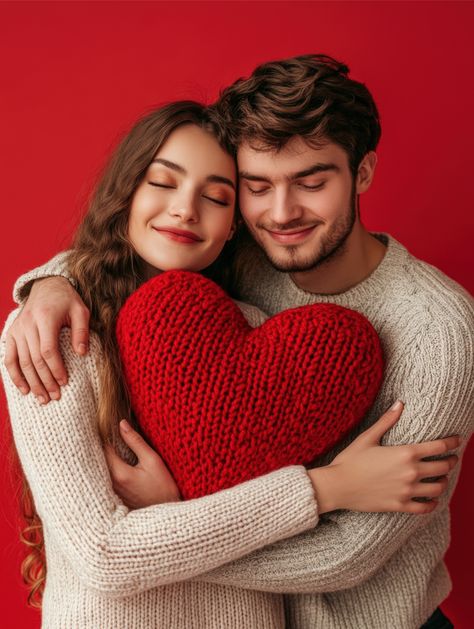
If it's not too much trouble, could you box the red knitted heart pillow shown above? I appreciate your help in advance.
[116,271,383,500]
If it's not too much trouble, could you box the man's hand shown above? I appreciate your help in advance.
[105,420,181,509]
[4,276,90,403]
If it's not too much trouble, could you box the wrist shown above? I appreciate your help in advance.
[307,465,343,514]
[32,275,70,290]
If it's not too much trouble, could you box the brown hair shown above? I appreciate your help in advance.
[215,53,381,175]
[19,100,237,606]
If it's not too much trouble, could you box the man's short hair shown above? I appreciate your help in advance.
[215,54,381,175]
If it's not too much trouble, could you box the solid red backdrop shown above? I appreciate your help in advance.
[1,2,473,627]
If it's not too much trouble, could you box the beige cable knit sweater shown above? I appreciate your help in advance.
[1,302,319,629]
[6,233,474,628]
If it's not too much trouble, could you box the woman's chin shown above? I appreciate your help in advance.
[143,260,202,277]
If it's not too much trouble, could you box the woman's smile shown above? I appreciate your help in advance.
[152,226,204,244]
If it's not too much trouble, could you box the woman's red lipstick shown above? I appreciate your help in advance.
[152,227,204,244]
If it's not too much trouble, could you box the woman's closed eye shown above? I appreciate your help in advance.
[202,186,232,207]
[202,194,230,207]
[148,181,176,189]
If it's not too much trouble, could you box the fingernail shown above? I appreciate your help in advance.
[57,379,67,386]
[78,343,88,355]
[37,395,46,405]
[50,391,60,401]
[19,385,29,395]
[120,420,130,433]
[390,400,403,411]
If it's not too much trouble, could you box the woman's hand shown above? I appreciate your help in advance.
[104,420,181,509]
[4,276,90,403]
[308,401,460,515]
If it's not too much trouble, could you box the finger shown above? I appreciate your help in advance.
[415,436,461,459]
[360,400,404,443]
[25,325,61,401]
[119,420,159,464]
[36,317,68,388]
[103,444,130,481]
[411,477,449,499]
[402,499,438,515]
[4,333,30,394]
[417,455,458,478]
[15,333,50,404]
[70,303,90,356]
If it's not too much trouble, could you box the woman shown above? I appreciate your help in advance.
[0,101,458,629]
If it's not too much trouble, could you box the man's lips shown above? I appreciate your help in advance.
[265,225,318,244]
[152,227,204,244]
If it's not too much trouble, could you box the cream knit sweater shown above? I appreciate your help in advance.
[1,300,319,629]
[6,233,474,628]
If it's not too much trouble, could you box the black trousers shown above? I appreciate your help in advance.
[420,607,454,629]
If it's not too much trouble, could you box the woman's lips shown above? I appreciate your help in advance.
[266,225,317,244]
[152,227,203,244]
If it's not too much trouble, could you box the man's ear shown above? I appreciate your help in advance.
[356,151,377,194]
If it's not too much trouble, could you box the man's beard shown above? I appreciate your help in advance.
[248,189,357,274]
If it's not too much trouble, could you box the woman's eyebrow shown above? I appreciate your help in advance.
[152,158,186,174]
[151,158,235,190]
[206,175,235,190]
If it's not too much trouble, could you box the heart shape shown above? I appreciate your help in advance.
[116,271,384,500]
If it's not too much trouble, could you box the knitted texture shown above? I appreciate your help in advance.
[116,270,384,500]
[8,235,474,629]
[1,309,318,629]
[200,233,474,629]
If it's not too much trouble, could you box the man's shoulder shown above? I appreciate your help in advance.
[384,236,473,326]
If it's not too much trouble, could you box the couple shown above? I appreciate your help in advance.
[1,54,473,629]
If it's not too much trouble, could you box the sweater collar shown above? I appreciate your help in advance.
[272,233,411,306]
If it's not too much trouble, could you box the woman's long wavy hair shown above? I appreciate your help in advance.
[18,101,238,608]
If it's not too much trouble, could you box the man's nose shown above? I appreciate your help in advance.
[269,188,304,225]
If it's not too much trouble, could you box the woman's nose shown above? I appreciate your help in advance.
[169,195,199,222]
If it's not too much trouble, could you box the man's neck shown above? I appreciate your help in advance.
[290,225,387,295]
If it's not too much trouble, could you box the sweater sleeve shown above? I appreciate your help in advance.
[0,309,318,599]
[12,251,74,304]
[197,308,474,593]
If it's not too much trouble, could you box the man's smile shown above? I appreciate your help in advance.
[264,225,319,244]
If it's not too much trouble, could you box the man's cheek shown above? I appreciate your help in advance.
[239,197,258,223]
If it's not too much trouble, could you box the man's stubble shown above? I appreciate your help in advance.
[245,185,357,274]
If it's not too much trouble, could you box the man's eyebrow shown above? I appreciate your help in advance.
[239,171,272,183]
[151,159,235,190]
[291,163,339,179]
[239,163,339,182]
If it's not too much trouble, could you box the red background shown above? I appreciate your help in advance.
[1,2,473,627]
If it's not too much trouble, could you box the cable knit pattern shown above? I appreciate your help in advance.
[116,270,383,499]
[9,233,474,628]
[0,306,318,629]
[199,233,474,628]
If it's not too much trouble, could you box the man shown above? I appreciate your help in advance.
[5,55,473,628]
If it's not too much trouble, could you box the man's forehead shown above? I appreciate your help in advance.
[237,138,347,177]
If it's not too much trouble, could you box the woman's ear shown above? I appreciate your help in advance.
[227,222,237,241]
